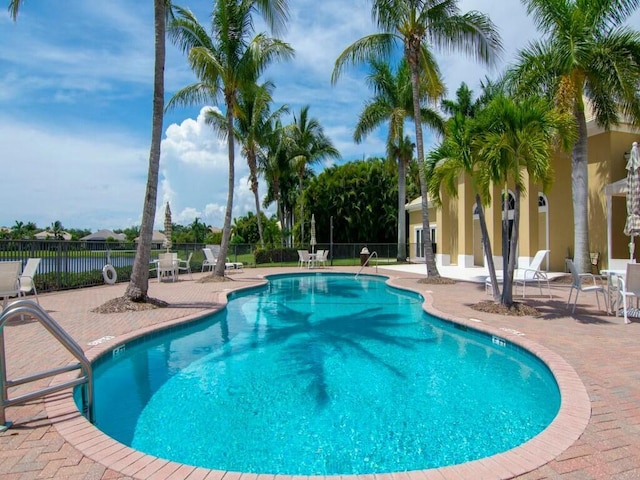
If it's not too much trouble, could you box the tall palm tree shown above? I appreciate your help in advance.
[475,94,576,306]
[262,118,298,245]
[261,119,287,236]
[505,0,640,273]
[167,1,293,276]
[286,105,340,244]
[354,58,444,261]
[333,0,502,277]
[125,0,169,301]
[428,82,500,299]
[9,0,172,302]
[208,81,289,248]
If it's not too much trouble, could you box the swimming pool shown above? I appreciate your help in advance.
[83,273,560,475]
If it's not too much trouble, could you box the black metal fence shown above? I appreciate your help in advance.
[0,240,414,294]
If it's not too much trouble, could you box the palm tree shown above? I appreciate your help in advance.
[50,220,64,240]
[286,105,340,244]
[190,217,208,244]
[428,82,500,299]
[208,81,289,248]
[167,2,293,277]
[262,118,297,245]
[332,0,502,277]
[125,0,169,301]
[353,58,444,261]
[475,94,576,306]
[11,220,24,240]
[505,0,640,273]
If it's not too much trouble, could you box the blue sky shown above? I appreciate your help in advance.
[2,1,629,233]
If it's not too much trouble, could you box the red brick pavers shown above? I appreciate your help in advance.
[1,267,638,479]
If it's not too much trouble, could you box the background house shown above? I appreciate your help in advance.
[34,230,72,240]
[80,230,126,242]
[134,231,167,249]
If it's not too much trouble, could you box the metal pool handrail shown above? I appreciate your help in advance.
[0,299,93,431]
[355,251,378,278]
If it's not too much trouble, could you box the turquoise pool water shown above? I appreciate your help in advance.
[85,273,560,475]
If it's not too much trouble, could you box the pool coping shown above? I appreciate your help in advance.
[44,273,591,480]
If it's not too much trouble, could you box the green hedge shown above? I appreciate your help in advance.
[254,247,299,264]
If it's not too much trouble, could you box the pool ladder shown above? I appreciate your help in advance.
[0,300,94,431]
[355,251,378,278]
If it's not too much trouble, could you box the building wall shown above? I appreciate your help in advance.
[407,126,640,272]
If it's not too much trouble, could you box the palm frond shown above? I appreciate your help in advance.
[331,33,396,84]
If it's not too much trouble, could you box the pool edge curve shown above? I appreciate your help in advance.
[44,272,590,480]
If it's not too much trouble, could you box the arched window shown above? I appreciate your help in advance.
[538,193,548,212]
[501,191,515,211]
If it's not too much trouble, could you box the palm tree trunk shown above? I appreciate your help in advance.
[572,107,590,273]
[397,157,407,261]
[216,104,235,277]
[248,154,265,247]
[125,0,165,301]
[407,47,439,277]
[298,175,304,246]
[476,194,500,300]
[502,187,522,307]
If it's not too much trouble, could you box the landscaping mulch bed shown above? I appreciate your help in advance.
[92,296,168,314]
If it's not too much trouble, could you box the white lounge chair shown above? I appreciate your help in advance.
[0,261,23,309]
[202,247,238,272]
[19,258,41,304]
[566,258,607,314]
[485,250,551,298]
[617,263,640,324]
[202,248,216,272]
[177,252,193,280]
[513,250,552,298]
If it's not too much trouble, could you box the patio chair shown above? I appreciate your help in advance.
[157,253,176,282]
[297,250,312,269]
[315,249,328,268]
[617,263,640,324]
[566,258,607,314]
[202,248,216,272]
[513,250,551,298]
[19,258,41,304]
[485,250,550,298]
[177,252,193,280]
[202,247,237,272]
[0,261,23,309]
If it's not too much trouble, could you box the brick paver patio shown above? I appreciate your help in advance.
[1,266,638,479]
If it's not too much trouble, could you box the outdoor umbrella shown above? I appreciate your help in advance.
[310,214,317,253]
[624,142,640,261]
[164,202,172,252]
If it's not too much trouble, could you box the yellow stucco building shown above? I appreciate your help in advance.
[406,116,639,273]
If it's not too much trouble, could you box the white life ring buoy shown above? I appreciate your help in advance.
[102,264,117,285]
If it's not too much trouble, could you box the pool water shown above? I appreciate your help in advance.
[86,273,560,475]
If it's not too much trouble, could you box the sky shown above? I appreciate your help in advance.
[0,0,624,233]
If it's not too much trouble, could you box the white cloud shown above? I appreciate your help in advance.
[0,116,148,230]
[159,107,274,229]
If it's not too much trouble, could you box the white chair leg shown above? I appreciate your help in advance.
[572,290,580,313]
